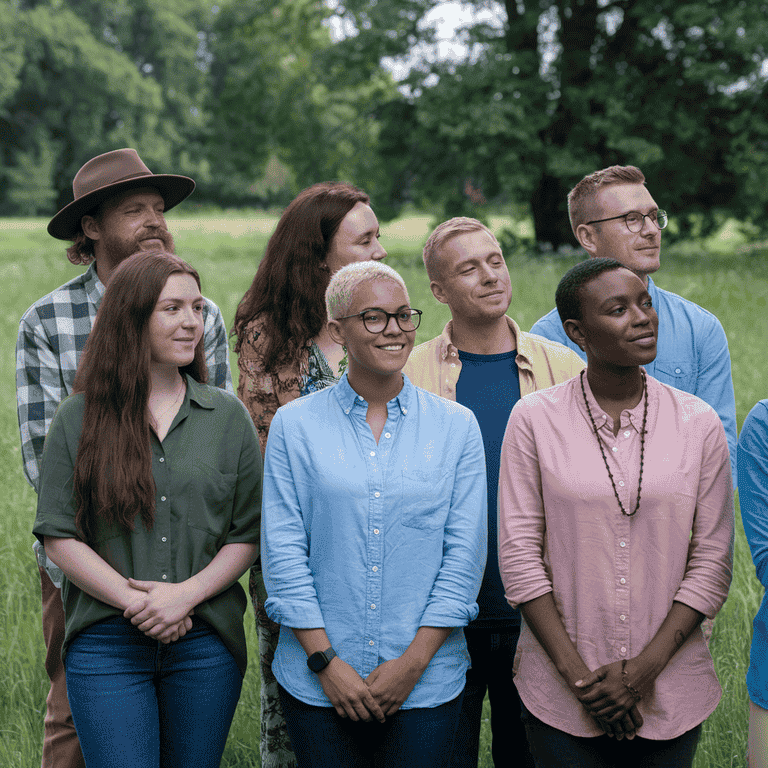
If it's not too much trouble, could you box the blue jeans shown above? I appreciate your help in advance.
[65,617,243,768]
[450,625,534,768]
[522,706,701,768]
[279,684,464,768]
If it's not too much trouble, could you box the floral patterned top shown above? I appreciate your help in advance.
[236,318,340,457]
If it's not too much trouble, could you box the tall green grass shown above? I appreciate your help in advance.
[1,214,765,766]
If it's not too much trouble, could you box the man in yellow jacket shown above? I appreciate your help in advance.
[404,217,584,768]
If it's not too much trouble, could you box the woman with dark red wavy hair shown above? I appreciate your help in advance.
[34,250,261,768]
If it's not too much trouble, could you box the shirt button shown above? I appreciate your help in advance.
[402,409,407,415]
[450,363,456,368]
[369,640,374,646]
[619,481,625,487]
[162,574,167,580]
[620,541,626,548]
[345,408,350,414]
[384,432,391,439]
[624,431,631,438]
[160,496,167,502]
[370,604,376,610]
[611,446,618,453]
[372,566,378,572]
[374,529,380,535]
[620,646,627,655]
[620,615,626,621]
[620,578,626,585]
[370,451,376,457]
[159,457,165,463]
[675,368,682,374]
[374,492,380,498]
[162,537,167,543]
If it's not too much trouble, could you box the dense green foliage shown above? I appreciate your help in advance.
[0,214,766,765]
[1,1,767,242]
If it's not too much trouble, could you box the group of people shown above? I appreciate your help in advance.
[13,148,761,768]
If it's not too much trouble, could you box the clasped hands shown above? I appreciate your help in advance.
[319,656,422,724]
[122,578,197,644]
[573,659,644,740]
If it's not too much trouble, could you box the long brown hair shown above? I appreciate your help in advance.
[232,182,370,371]
[72,250,207,542]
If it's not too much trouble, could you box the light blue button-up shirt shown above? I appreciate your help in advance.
[262,372,487,708]
[530,276,737,484]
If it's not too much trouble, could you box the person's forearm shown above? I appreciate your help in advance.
[402,626,452,676]
[44,536,137,610]
[183,542,259,606]
[626,601,704,691]
[520,592,592,687]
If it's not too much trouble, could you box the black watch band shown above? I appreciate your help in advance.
[307,647,337,673]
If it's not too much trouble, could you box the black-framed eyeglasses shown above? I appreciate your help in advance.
[336,308,422,333]
[586,210,668,233]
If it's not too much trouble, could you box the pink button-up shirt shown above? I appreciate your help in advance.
[498,373,733,740]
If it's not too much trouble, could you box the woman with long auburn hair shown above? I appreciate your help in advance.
[232,181,386,767]
[34,250,261,768]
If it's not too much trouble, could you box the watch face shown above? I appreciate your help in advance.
[307,647,335,672]
[307,651,328,672]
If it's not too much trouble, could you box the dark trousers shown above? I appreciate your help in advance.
[449,626,534,768]
[522,707,702,768]
[279,684,464,768]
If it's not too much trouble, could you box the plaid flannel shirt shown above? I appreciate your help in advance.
[17,263,233,494]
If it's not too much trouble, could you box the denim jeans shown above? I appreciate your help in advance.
[449,625,534,768]
[65,616,243,768]
[522,706,702,768]
[279,684,464,768]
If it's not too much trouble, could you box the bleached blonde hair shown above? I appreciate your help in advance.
[326,261,410,320]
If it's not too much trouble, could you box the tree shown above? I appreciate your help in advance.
[368,0,768,246]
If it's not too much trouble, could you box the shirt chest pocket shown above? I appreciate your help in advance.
[400,470,451,530]
[185,468,238,538]
[653,360,695,393]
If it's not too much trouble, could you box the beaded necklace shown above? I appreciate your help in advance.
[580,369,648,517]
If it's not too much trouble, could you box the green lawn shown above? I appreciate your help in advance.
[1,213,765,766]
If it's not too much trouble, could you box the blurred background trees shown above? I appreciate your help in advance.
[1,0,767,247]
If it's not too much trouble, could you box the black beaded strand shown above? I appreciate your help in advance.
[580,369,648,517]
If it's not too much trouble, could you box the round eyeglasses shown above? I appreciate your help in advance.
[336,308,422,333]
[586,209,668,233]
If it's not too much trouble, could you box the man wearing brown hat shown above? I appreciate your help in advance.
[16,148,233,768]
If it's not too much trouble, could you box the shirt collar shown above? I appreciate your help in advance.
[184,375,217,410]
[84,262,106,307]
[437,315,525,363]
[577,370,653,435]
[334,371,414,416]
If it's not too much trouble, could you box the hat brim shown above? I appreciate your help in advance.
[47,174,196,240]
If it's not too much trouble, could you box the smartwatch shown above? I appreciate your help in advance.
[307,647,337,673]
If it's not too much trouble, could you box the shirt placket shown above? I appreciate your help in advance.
[352,397,400,677]
[152,440,172,583]
[601,416,635,660]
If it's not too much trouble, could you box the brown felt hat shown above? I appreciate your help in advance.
[48,148,195,240]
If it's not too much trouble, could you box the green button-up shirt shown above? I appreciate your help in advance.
[33,376,262,675]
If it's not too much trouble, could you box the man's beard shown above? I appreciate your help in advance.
[101,227,176,265]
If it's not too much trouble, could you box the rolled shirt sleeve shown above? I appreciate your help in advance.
[739,401,768,588]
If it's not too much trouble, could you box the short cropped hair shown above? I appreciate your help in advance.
[567,166,646,236]
[326,261,410,321]
[422,217,499,281]
[555,257,626,324]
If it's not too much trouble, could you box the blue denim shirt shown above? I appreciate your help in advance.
[530,276,737,484]
[262,373,487,708]
[738,400,768,707]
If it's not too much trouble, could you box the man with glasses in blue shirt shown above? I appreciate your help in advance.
[531,165,737,484]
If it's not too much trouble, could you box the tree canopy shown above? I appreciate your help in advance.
[1,0,766,246]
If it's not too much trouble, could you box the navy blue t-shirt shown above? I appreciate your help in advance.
[456,350,521,629]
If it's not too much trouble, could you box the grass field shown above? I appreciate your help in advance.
[1,213,766,766]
